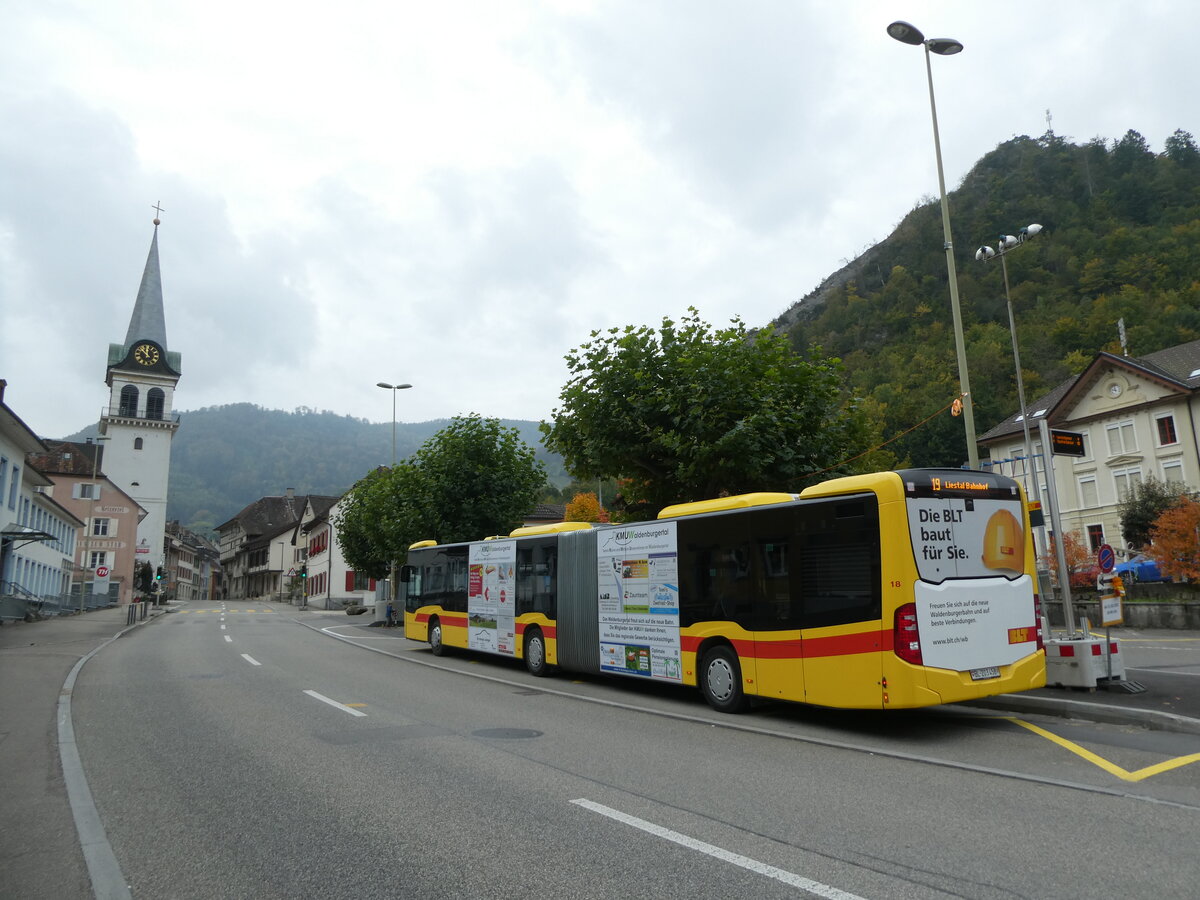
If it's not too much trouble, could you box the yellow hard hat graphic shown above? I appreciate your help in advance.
[982,509,1024,573]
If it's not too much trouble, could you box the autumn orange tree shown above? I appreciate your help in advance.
[1148,497,1200,581]
[565,491,610,523]
[1041,530,1094,587]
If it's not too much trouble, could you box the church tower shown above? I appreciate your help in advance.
[98,214,181,571]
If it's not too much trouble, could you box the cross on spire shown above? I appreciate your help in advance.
[152,201,165,225]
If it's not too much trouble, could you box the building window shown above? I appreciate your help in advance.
[89,551,107,569]
[8,465,18,509]
[119,384,139,417]
[92,518,110,536]
[1113,466,1143,502]
[134,437,143,450]
[1162,459,1184,485]
[1106,420,1137,456]
[1078,476,1099,508]
[146,388,165,420]
[76,483,100,500]
[1086,524,1105,552]
[1156,415,1178,446]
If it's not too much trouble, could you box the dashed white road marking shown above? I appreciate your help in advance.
[241,654,261,666]
[303,690,367,717]
[571,799,865,899]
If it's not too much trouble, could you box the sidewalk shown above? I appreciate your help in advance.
[965,627,1200,735]
[0,602,171,898]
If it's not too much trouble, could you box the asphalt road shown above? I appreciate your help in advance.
[44,602,1200,898]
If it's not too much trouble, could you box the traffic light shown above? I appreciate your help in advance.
[155,566,164,582]
[299,565,307,579]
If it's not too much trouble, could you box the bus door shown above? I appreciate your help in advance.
[797,496,885,709]
[751,519,805,705]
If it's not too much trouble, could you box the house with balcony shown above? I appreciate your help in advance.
[979,339,1200,556]
[1,381,87,620]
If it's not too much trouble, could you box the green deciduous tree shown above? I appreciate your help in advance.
[333,415,547,576]
[541,308,886,515]
[1118,477,1184,549]
[408,415,547,544]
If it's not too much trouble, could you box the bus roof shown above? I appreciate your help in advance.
[658,492,799,519]
[509,521,594,537]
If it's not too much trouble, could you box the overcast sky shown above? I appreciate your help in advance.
[2,0,1193,440]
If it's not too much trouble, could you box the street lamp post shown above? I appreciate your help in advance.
[887,20,978,469]
[376,382,413,467]
[976,226,1047,561]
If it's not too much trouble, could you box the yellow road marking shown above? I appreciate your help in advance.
[345,703,367,708]
[1006,717,1200,782]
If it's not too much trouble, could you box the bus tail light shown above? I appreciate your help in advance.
[894,603,922,665]
[1033,592,1045,651]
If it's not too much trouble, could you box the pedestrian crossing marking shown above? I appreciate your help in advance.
[1006,717,1200,782]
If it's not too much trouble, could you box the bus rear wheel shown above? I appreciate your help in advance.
[524,628,549,677]
[429,617,445,656]
[700,645,748,713]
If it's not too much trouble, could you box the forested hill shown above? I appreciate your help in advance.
[777,129,1200,467]
[68,403,566,534]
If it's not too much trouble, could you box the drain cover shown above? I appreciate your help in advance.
[472,727,542,740]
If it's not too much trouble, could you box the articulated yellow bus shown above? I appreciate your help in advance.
[402,468,1045,712]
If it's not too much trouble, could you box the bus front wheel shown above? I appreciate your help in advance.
[429,618,445,656]
[524,628,549,677]
[700,645,748,713]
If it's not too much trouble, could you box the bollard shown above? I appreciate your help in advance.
[126,603,136,625]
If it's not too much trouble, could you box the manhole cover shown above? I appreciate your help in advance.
[472,727,542,740]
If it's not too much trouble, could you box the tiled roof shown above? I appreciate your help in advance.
[25,440,105,477]
[526,503,566,521]
[979,337,1200,444]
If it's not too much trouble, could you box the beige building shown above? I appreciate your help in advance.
[979,340,1200,555]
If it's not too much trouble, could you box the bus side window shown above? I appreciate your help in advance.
[797,500,881,628]
[677,515,754,629]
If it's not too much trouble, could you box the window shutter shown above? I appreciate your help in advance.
[345,571,356,592]
[368,578,376,591]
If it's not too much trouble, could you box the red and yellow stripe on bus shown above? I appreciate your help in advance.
[407,607,560,667]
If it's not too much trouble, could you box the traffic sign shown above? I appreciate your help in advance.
[1097,544,1115,573]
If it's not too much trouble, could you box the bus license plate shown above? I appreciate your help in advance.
[970,666,1000,681]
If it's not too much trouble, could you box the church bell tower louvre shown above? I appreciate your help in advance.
[98,210,181,571]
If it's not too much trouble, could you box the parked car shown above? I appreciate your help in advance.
[1115,553,1168,583]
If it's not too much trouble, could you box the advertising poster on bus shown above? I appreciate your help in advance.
[904,483,1038,671]
[595,522,682,682]
[467,540,516,655]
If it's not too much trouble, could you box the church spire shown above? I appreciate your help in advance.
[122,214,168,352]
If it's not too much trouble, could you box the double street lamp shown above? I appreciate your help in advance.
[976,225,1046,550]
[887,20,978,469]
[376,382,413,466]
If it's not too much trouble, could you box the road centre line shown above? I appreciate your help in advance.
[1005,717,1200,781]
[221,624,226,630]
[303,690,367,717]
[297,619,1200,810]
[224,635,232,643]
[571,799,863,899]
[241,654,261,666]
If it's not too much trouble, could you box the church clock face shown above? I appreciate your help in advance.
[133,342,161,366]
